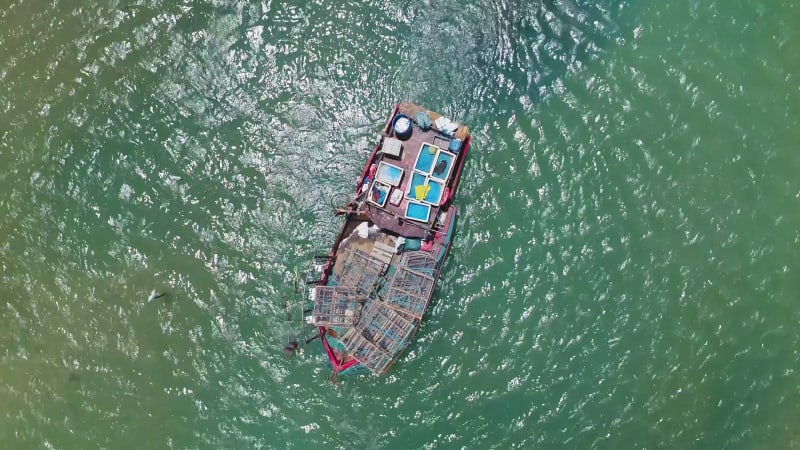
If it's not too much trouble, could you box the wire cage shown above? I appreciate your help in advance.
[311,286,362,327]
[380,251,438,318]
[400,251,437,275]
[383,266,436,319]
[341,302,417,375]
[340,328,393,375]
[338,248,387,295]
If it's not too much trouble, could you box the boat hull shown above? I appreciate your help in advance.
[308,103,470,376]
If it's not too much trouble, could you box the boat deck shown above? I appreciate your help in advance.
[361,103,469,239]
[309,102,469,376]
[316,216,448,375]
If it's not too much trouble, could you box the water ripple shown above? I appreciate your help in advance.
[2,0,799,448]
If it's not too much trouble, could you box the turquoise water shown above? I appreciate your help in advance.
[1,0,799,448]
[431,152,454,183]
[376,162,403,186]
[415,144,437,173]
[406,173,443,205]
[426,180,443,205]
[406,201,432,223]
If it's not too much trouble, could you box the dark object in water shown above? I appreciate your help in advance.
[433,159,447,175]
[147,290,167,303]
[284,341,299,356]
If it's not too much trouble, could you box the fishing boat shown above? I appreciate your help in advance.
[305,102,470,377]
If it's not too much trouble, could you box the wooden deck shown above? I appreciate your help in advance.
[363,103,469,238]
[396,101,470,142]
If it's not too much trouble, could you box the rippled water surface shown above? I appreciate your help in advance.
[2,0,799,448]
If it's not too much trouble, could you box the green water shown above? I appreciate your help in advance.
[1,0,799,448]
